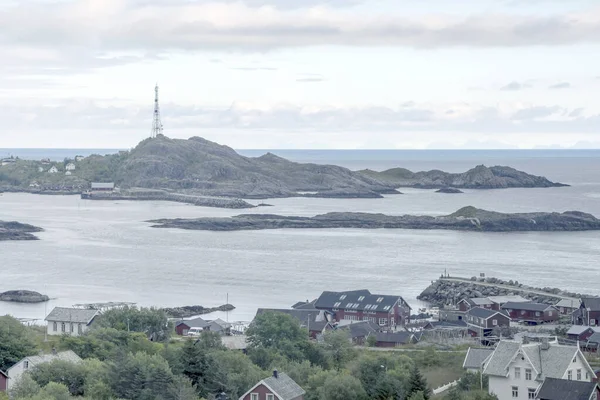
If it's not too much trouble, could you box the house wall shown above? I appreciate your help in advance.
[6,359,32,391]
[488,356,541,400]
[485,315,510,329]
[241,383,279,400]
[47,320,90,337]
[559,351,595,382]
[0,373,7,392]
[175,323,191,336]
[568,329,596,342]
[503,309,558,322]
[458,301,470,312]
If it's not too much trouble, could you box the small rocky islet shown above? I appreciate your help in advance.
[0,221,43,241]
[0,290,49,303]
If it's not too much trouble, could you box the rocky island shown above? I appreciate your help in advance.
[0,290,49,303]
[0,221,43,241]
[0,135,567,203]
[148,206,600,232]
[162,304,235,318]
[436,188,464,194]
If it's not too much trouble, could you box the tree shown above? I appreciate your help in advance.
[33,382,72,400]
[366,334,377,347]
[30,359,87,396]
[108,352,176,400]
[321,329,354,370]
[167,375,199,400]
[94,306,172,342]
[10,373,41,399]
[245,312,308,361]
[0,316,37,371]
[408,391,426,400]
[316,373,368,400]
[210,350,264,398]
[180,340,226,398]
[406,365,431,400]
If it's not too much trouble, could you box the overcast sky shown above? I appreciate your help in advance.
[1,0,599,149]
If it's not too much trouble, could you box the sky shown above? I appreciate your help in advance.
[0,0,599,149]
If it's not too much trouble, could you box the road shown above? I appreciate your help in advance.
[440,277,578,301]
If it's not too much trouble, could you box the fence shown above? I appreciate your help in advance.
[432,379,460,395]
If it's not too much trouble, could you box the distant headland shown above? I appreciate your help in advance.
[0,221,43,241]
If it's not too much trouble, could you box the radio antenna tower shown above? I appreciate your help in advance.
[150,83,163,138]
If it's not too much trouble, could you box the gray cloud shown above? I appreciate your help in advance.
[548,82,571,89]
[511,106,562,120]
[569,108,584,117]
[500,81,531,91]
[231,67,278,71]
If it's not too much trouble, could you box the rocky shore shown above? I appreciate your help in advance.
[0,290,49,303]
[418,276,592,307]
[162,304,236,318]
[84,190,255,209]
[436,188,463,194]
[0,221,43,241]
[148,206,600,232]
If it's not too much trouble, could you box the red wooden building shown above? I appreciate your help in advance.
[239,371,305,400]
[567,325,600,342]
[574,298,600,327]
[314,289,411,328]
[501,302,559,324]
[465,307,510,337]
[0,369,7,393]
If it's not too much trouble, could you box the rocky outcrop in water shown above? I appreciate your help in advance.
[436,188,464,194]
[0,221,43,240]
[0,290,49,303]
[148,206,600,232]
[162,304,235,318]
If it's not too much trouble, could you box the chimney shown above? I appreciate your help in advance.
[541,338,550,350]
[51,347,57,355]
[273,370,278,379]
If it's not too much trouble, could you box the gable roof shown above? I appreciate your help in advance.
[487,295,528,304]
[567,325,599,336]
[463,347,494,370]
[0,369,7,378]
[581,297,600,312]
[8,350,82,372]
[177,316,209,328]
[239,372,305,400]
[291,300,318,310]
[374,331,413,344]
[44,307,99,324]
[502,302,555,312]
[536,377,598,400]
[587,332,600,344]
[315,290,406,313]
[555,299,581,309]
[467,307,508,320]
[484,340,592,381]
[468,298,494,306]
[337,320,380,338]
[208,319,231,330]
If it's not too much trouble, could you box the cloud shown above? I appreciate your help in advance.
[548,82,571,89]
[231,67,278,71]
[296,74,326,82]
[569,107,584,117]
[500,81,531,91]
[511,106,562,120]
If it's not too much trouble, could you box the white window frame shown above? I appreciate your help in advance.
[591,319,597,326]
[535,311,540,317]
[378,318,388,326]
[568,370,573,380]
[492,319,498,326]
[61,322,66,332]
[577,369,582,380]
[266,395,274,400]
[53,322,57,331]
[514,367,521,379]
[251,394,259,400]
[512,386,518,398]
[528,388,536,399]
[525,368,532,381]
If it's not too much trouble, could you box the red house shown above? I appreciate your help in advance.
[0,369,7,392]
[501,302,559,324]
[314,289,411,328]
[465,307,510,338]
[371,331,415,348]
[175,317,209,336]
[567,326,600,342]
[239,370,305,400]
[574,298,600,326]
[458,298,495,312]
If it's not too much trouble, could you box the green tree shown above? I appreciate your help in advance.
[408,391,426,400]
[32,382,72,400]
[94,306,172,342]
[317,373,368,400]
[30,359,86,396]
[245,312,308,361]
[0,316,37,371]
[108,352,175,400]
[406,365,431,400]
[210,350,264,398]
[321,329,354,370]
[10,373,42,399]
[180,340,226,398]
[366,334,377,347]
[167,375,199,400]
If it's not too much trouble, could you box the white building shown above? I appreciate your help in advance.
[483,339,595,400]
[47,166,58,174]
[37,166,44,172]
[463,347,494,373]
[65,163,76,171]
[5,349,81,391]
[75,155,85,162]
[65,171,72,175]
[44,307,100,337]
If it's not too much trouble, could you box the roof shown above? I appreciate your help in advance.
[221,335,248,350]
[315,290,406,313]
[502,302,554,312]
[0,369,7,378]
[555,299,581,309]
[91,182,115,189]
[208,318,232,330]
[291,300,317,310]
[240,372,306,400]
[582,297,600,312]
[424,320,467,329]
[177,316,209,328]
[8,350,82,372]
[468,298,494,306]
[587,332,600,344]
[467,307,508,320]
[536,377,598,400]
[567,325,599,336]
[308,320,332,332]
[374,331,413,344]
[337,320,379,338]
[463,348,494,370]
[487,295,528,304]
[484,340,590,381]
[44,307,99,324]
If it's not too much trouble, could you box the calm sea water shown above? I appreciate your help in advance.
[1,150,599,322]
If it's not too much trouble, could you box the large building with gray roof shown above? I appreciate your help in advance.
[45,307,100,337]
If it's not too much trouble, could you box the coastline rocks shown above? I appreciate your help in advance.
[436,188,463,194]
[0,290,49,303]
[0,221,43,241]
[84,190,255,209]
[148,207,600,232]
[162,304,235,318]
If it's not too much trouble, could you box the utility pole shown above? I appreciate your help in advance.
[150,83,163,138]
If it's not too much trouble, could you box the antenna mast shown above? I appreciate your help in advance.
[150,84,163,138]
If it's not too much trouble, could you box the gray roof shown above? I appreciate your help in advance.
[337,320,379,338]
[262,372,306,400]
[567,325,599,336]
[91,182,115,189]
[424,320,467,329]
[315,289,407,313]
[374,331,413,344]
[484,340,584,381]
[587,332,600,344]
[463,347,494,369]
[536,377,598,400]
[555,299,581,309]
[467,298,494,306]
[8,350,82,372]
[208,318,231,331]
[467,307,507,319]
[487,295,528,304]
[581,297,600,312]
[291,300,317,310]
[502,302,554,312]
[177,316,209,328]
[45,307,99,324]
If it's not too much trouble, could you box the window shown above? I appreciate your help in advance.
[514,367,521,379]
[266,395,274,400]
[376,297,384,303]
[591,319,597,326]
[535,312,540,316]
[492,319,498,326]
[378,318,388,326]
[70,323,74,333]
[333,302,341,308]
[358,296,365,302]
[586,372,589,380]
[24,360,29,369]
[525,369,532,380]
[78,324,83,334]
[548,311,553,316]
[339,295,347,300]
[521,310,526,315]
[250,394,259,400]
[528,388,536,399]
[577,369,582,380]
[53,322,57,331]
[568,370,573,380]
[383,305,391,311]
[61,322,66,332]
[512,386,518,398]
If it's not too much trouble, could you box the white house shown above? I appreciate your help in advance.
[47,166,58,174]
[483,339,595,400]
[75,155,85,162]
[37,166,44,172]
[65,171,72,175]
[44,307,100,337]
[65,163,76,171]
[5,349,81,391]
[463,347,494,373]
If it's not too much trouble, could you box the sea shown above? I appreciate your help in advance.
[1,148,599,323]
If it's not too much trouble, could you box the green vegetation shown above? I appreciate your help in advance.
[1,310,488,400]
